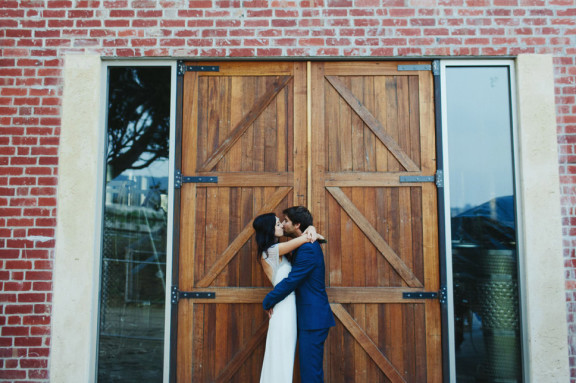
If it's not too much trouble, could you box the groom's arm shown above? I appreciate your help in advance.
[262,244,315,310]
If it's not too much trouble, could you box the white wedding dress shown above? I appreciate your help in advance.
[260,244,297,383]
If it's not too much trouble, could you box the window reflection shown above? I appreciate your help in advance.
[446,66,522,382]
[98,67,171,382]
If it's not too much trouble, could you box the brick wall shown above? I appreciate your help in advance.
[0,0,575,381]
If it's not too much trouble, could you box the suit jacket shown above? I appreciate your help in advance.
[263,241,335,330]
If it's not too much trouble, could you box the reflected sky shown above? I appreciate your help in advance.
[446,66,514,211]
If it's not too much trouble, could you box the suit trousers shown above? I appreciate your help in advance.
[298,327,330,383]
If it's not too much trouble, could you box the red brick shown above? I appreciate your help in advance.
[32,282,52,291]
[4,305,34,315]
[132,19,157,27]
[0,294,17,303]
[0,370,26,380]
[1,326,29,337]
[14,337,43,347]
[0,249,19,259]
[5,260,33,270]
[29,369,49,379]
[0,208,22,217]
[23,315,50,326]
[26,271,52,281]
[28,347,50,357]
[17,294,46,303]
[4,282,32,291]
[4,358,19,367]
[34,304,51,314]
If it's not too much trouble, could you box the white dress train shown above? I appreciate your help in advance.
[260,244,297,383]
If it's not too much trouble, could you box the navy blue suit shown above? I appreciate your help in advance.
[263,241,335,382]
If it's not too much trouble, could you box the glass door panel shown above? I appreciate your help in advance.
[97,66,171,382]
[445,65,523,382]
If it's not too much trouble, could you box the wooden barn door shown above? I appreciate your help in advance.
[311,61,441,382]
[176,62,307,382]
[176,61,441,382]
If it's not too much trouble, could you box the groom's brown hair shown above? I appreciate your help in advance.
[282,206,313,232]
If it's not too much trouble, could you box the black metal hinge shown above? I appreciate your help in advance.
[397,62,439,75]
[171,286,216,304]
[399,170,443,188]
[174,169,218,189]
[403,286,447,304]
[177,62,220,76]
[397,64,432,71]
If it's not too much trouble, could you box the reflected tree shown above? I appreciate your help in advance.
[107,67,171,180]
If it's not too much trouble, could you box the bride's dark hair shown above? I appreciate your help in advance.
[252,213,277,259]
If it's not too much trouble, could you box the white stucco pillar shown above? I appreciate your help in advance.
[516,54,570,381]
[52,55,103,383]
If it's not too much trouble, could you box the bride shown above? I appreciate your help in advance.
[252,213,322,383]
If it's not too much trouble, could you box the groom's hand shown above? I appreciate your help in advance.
[265,308,274,318]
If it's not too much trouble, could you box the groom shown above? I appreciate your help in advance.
[263,206,335,382]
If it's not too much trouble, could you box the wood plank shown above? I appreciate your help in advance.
[326,186,422,288]
[215,319,269,383]
[365,303,380,383]
[351,77,364,172]
[199,75,292,172]
[385,76,401,172]
[328,187,342,286]
[196,186,292,287]
[397,76,412,169]
[338,77,353,172]
[418,70,435,174]
[204,187,219,283]
[195,76,209,167]
[374,74,389,172]
[177,301,193,383]
[403,303,417,382]
[242,77,256,172]
[322,61,432,76]
[205,303,216,380]
[389,303,404,376]
[324,171,435,187]
[217,76,231,172]
[275,75,287,172]
[253,78,267,173]
[399,187,413,285]
[186,61,294,76]
[177,287,435,303]
[216,187,230,286]
[409,75,422,168]
[352,188,365,288]
[325,75,419,172]
[184,172,294,186]
[191,303,204,382]
[293,62,306,206]
[388,188,401,286]
[365,188,379,288]
[364,76,376,173]
[215,304,229,373]
[228,76,244,172]
[331,303,406,383]
[351,303,368,381]
[310,62,328,236]
[325,68,340,173]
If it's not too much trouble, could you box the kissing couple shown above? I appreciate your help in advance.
[253,206,335,383]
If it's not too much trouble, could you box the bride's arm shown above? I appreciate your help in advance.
[277,226,325,256]
[277,234,310,256]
